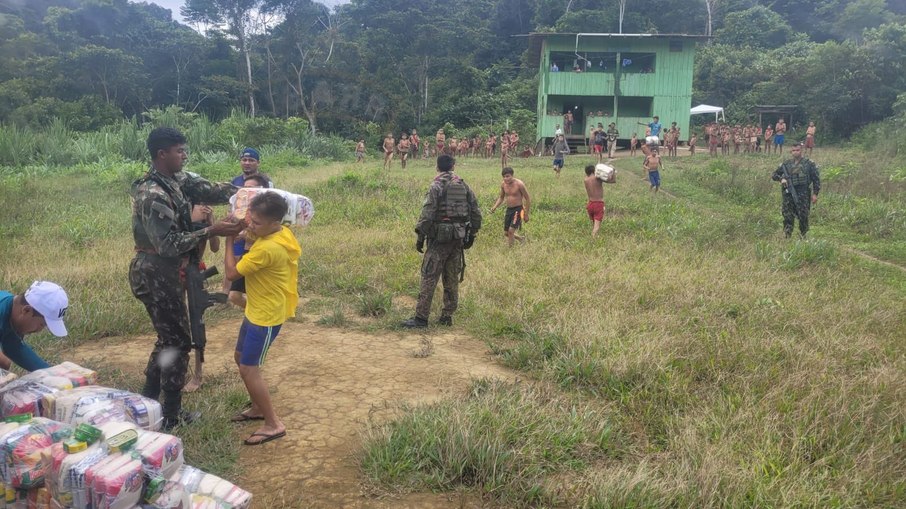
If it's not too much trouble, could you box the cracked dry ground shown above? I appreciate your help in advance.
[69,311,515,509]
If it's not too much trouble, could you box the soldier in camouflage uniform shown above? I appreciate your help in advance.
[402,155,482,328]
[771,143,821,238]
[130,127,244,430]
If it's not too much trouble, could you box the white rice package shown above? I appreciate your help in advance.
[132,430,183,479]
[43,387,162,431]
[170,465,252,509]
[45,441,107,509]
[85,453,143,509]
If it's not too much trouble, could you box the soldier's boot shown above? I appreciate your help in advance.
[141,375,161,401]
[161,390,201,431]
[437,316,453,326]
[401,316,429,328]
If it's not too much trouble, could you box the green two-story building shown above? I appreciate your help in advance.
[527,33,704,148]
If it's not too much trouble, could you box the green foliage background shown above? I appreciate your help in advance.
[1,0,906,143]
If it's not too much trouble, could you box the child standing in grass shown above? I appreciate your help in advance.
[224,192,301,446]
[644,148,663,193]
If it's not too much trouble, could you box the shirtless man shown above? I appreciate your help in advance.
[666,123,678,158]
[805,121,816,156]
[500,131,510,169]
[489,167,531,246]
[510,131,520,153]
[485,135,494,158]
[764,125,774,155]
[397,133,411,169]
[565,111,574,134]
[688,133,697,156]
[410,129,420,159]
[435,128,445,156]
[355,139,366,164]
[630,133,639,156]
[584,164,606,238]
[774,118,787,155]
[459,138,469,158]
[708,125,718,156]
[382,133,395,169]
[722,127,731,156]
[644,147,663,193]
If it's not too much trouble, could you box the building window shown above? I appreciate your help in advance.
[620,53,656,73]
[618,97,653,117]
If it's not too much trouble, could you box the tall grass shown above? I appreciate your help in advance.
[0,149,903,507]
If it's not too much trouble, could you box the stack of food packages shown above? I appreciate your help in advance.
[0,364,252,509]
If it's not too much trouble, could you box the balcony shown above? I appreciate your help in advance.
[546,72,616,96]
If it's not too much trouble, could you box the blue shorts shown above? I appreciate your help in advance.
[648,170,661,187]
[553,158,564,168]
[235,318,281,366]
[774,134,785,145]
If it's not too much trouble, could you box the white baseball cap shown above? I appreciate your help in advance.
[24,281,69,337]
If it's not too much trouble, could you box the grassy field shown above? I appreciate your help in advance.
[0,147,904,507]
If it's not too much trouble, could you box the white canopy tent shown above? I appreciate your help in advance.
[690,104,726,122]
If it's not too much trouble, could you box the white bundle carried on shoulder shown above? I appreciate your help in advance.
[594,163,616,183]
[230,187,314,226]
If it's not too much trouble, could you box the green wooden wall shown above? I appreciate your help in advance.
[535,34,697,143]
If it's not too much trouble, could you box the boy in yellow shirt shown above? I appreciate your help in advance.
[224,192,301,445]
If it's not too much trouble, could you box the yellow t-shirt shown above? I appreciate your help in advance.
[236,226,301,326]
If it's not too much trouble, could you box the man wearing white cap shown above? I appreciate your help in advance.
[0,281,69,372]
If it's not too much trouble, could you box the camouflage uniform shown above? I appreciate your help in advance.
[771,157,821,237]
[129,167,235,421]
[413,172,482,322]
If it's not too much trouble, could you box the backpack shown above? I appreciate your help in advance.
[438,174,470,221]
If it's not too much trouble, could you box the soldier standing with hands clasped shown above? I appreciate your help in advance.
[130,127,244,431]
[771,143,820,238]
[401,155,482,328]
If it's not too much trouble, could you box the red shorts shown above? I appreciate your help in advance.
[586,201,605,221]
[805,135,814,148]
[593,144,603,153]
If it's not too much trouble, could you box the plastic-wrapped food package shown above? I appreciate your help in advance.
[120,396,161,432]
[1,418,73,489]
[85,453,143,509]
[132,431,183,479]
[18,364,97,391]
[0,369,17,390]
[0,382,58,418]
[45,442,107,509]
[142,478,191,509]
[43,388,161,431]
[170,466,251,509]
[230,187,314,226]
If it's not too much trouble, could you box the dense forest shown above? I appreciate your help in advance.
[1,0,905,140]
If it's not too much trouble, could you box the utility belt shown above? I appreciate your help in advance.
[429,220,467,244]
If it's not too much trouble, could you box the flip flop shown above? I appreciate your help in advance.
[244,430,286,446]
[230,412,265,422]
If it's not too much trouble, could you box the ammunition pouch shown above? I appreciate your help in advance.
[433,222,459,243]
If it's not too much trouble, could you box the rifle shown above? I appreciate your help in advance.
[780,164,801,216]
[184,258,227,363]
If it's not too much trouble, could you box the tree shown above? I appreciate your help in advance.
[182,0,267,117]
[715,6,794,48]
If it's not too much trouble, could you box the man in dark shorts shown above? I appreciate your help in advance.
[489,167,531,246]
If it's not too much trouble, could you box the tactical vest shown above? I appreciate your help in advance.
[435,174,470,223]
[786,160,811,188]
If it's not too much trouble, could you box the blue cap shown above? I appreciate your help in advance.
[240,147,260,161]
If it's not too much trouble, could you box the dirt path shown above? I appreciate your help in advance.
[70,313,514,508]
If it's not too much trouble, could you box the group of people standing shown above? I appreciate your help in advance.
[703,118,817,157]
[358,129,531,170]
